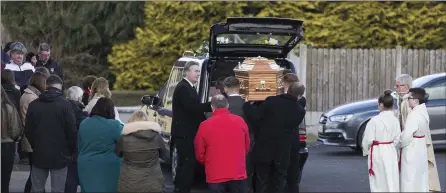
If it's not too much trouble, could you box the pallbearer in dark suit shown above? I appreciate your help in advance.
[223,76,245,117]
[252,82,306,193]
[281,73,306,193]
[171,61,212,193]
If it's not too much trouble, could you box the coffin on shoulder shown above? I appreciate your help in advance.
[234,57,285,101]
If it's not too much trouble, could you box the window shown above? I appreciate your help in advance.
[425,80,446,100]
[155,83,167,107]
[163,66,184,109]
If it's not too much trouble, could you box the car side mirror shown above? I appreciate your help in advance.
[141,95,162,108]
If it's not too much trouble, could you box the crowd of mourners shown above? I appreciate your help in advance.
[0,41,441,193]
[1,42,168,193]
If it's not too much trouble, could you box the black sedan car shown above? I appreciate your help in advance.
[318,72,446,151]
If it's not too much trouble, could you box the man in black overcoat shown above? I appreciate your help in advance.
[171,61,211,193]
[252,82,306,193]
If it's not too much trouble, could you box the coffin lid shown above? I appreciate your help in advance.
[209,17,304,59]
[234,56,285,72]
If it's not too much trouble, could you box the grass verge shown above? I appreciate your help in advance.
[111,90,156,106]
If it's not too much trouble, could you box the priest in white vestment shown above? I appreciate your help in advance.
[399,88,429,192]
[362,90,400,192]
[395,75,441,192]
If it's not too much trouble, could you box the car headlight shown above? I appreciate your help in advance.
[329,114,354,122]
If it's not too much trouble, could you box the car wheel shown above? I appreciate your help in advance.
[353,123,367,152]
[171,144,178,182]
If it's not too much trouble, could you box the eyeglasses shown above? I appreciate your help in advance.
[395,84,406,87]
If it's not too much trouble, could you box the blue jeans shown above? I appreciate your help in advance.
[208,180,246,193]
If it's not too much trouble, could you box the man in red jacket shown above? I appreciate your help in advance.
[195,94,250,193]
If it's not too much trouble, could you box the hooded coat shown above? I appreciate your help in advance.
[115,121,169,193]
[24,87,77,169]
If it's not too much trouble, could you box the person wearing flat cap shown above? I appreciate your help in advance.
[3,42,35,90]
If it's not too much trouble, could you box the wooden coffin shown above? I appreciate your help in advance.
[234,57,284,101]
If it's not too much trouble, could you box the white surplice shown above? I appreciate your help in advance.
[362,110,401,192]
[399,103,429,192]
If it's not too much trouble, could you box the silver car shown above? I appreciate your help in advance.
[318,72,446,151]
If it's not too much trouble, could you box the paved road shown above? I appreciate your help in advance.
[11,142,446,192]
[10,113,446,192]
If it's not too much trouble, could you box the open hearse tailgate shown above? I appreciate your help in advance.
[209,17,304,59]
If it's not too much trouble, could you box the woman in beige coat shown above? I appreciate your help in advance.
[19,72,47,193]
[115,110,169,193]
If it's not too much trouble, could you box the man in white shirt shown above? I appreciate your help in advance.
[399,88,430,192]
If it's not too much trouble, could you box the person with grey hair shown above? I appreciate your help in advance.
[251,82,306,193]
[394,76,441,191]
[65,86,88,193]
[25,74,76,193]
[35,42,63,79]
[171,60,211,193]
[194,94,250,193]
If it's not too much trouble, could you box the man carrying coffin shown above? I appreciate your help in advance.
[252,82,306,193]
[394,75,441,192]
[171,61,212,193]
[399,88,430,192]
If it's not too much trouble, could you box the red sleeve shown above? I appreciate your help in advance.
[242,120,250,154]
[194,123,206,164]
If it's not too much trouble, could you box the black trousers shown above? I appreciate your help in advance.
[24,153,33,193]
[246,134,255,192]
[1,142,16,193]
[255,161,289,193]
[17,142,28,160]
[64,161,78,193]
[208,180,247,193]
[173,138,196,193]
[285,147,300,193]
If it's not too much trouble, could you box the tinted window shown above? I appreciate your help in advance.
[163,66,184,109]
[156,83,167,107]
[425,79,446,100]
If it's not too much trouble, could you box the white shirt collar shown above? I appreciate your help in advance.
[228,93,241,97]
[183,78,195,88]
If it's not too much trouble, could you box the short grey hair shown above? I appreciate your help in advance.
[183,61,199,77]
[67,86,83,102]
[211,94,228,109]
[38,42,51,52]
[395,74,413,88]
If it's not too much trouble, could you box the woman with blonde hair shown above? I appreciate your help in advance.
[84,77,121,122]
[115,110,169,193]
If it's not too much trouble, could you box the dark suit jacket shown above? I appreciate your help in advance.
[251,94,306,165]
[227,95,245,118]
[171,79,211,140]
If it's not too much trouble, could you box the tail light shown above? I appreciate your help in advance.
[299,128,307,142]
